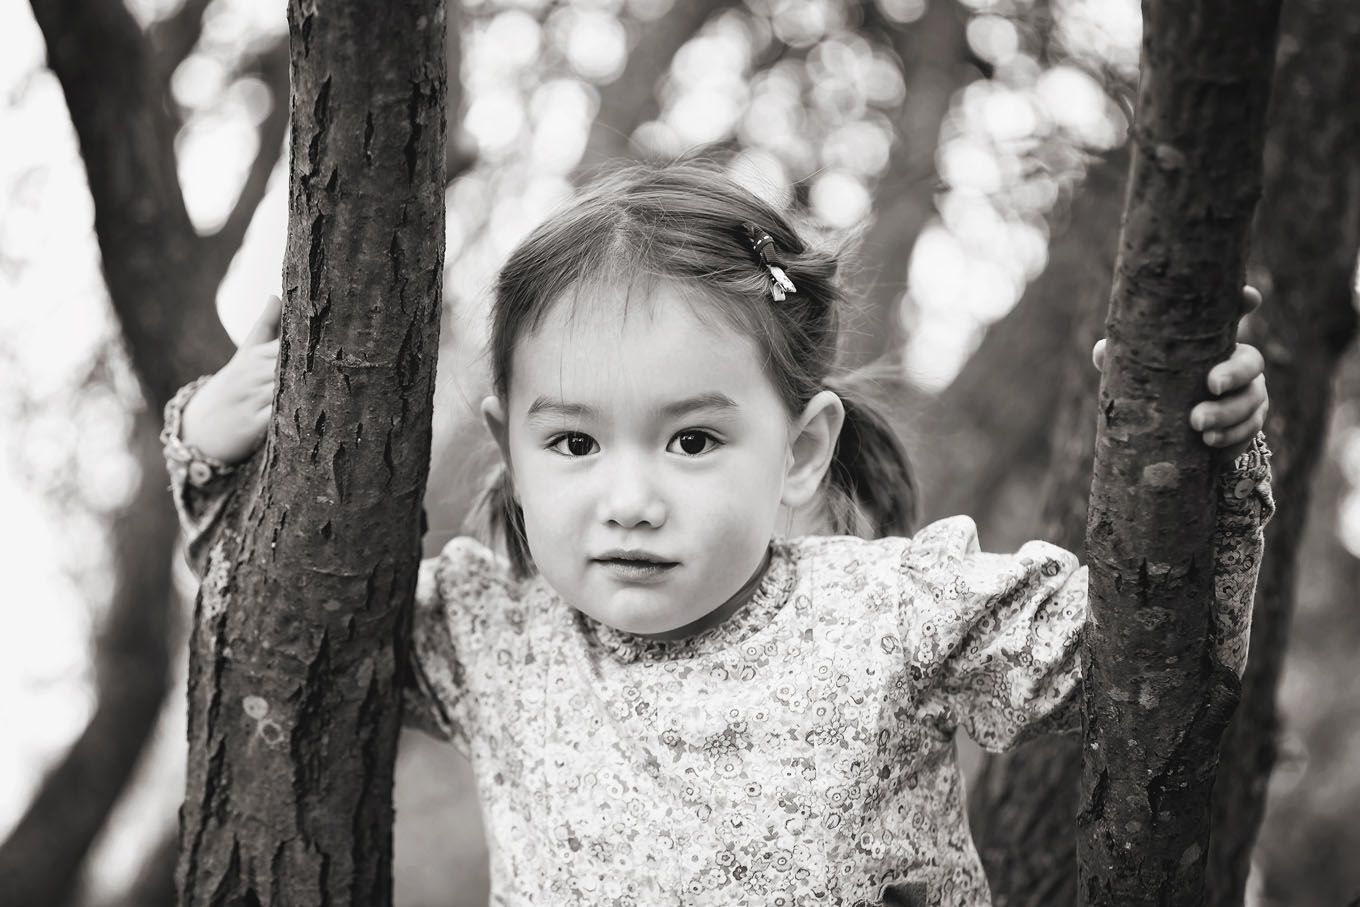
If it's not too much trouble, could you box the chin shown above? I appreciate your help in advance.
[604,612,687,638]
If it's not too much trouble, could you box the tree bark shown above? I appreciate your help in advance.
[1077,1,1281,902]
[1204,1,1360,900]
[967,1,1359,902]
[175,0,445,902]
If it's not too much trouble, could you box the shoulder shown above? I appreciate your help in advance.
[901,516,1079,593]
[416,536,543,637]
[787,519,1081,617]
[419,536,517,602]
[782,533,915,591]
[786,516,1030,579]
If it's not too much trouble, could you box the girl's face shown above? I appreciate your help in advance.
[483,280,840,637]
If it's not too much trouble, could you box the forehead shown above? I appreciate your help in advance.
[507,281,776,413]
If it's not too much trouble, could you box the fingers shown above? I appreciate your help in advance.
[1207,343,1265,395]
[250,404,274,438]
[242,295,284,346]
[251,380,277,407]
[1202,400,1268,449]
[1191,374,1266,431]
[1241,285,1262,316]
[1092,339,1107,372]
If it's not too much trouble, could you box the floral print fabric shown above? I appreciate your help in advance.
[403,445,1272,907]
[162,382,1272,907]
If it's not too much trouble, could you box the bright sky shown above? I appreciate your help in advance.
[3,0,1358,900]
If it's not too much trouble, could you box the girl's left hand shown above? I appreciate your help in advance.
[1091,286,1268,459]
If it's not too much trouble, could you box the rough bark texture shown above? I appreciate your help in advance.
[175,0,446,902]
[967,2,1360,902]
[1204,1,1360,900]
[965,150,1125,907]
[1077,1,1281,903]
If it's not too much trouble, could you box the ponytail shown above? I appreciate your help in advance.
[821,370,917,540]
[469,463,535,579]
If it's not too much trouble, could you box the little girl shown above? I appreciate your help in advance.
[164,164,1273,906]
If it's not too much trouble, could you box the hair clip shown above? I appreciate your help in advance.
[741,221,798,301]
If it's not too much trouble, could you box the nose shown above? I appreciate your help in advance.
[597,452,667,529]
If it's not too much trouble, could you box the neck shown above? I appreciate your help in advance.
[638,548,773,642]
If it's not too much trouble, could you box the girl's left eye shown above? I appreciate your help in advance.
[668,430,719,456]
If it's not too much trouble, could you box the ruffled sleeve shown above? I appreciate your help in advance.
[402,536,521,752]
[900,516,1087,753]
[902,434,1274,754]
[161,377,258,578]
[1208,433,1274,675]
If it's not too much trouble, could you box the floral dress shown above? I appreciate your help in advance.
[163,387,1273,907]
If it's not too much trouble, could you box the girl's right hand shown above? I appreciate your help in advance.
[180,296,282,464]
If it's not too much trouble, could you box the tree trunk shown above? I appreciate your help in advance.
[1078,1,1281,902]
[1204,0,1360,900]
[175,0,446,902]
[967,0,1359,902]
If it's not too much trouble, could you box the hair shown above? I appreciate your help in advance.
[475,161,917,577]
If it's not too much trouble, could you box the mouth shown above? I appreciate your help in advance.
[593,550,679,581]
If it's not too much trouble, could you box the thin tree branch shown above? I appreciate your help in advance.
[573,0,732,180]
[842,0,978,369]
[201,35,290,288]
[28,0,233,408]
[148,0,216,81]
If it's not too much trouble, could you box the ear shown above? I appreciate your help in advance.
[481,395,513,479]
[782,390,845,509]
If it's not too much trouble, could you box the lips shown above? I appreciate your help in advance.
[593,550,679,582]
[594,548,675,564]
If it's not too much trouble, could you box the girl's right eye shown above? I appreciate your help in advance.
[548,432,598,457]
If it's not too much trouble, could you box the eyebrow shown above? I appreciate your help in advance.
[525,391,740,422]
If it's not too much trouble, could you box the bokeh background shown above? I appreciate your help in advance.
[2,0,1358,904]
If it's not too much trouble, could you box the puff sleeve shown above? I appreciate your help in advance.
[402,537,523,752]
[902,435,1274,754]
[901,516,1087,752]
[161,377,258,578]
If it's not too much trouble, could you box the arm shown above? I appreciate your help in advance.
[401,537,520,749]
[909,440,1273,754]
[161,296,280,575]
[1207,433,1273,675]
[922,297,1273,751]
